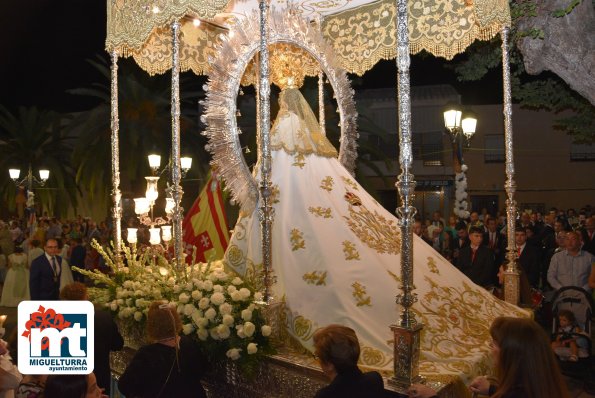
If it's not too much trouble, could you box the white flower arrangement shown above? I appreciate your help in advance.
[74,241,274,373]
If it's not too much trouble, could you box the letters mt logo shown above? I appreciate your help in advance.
[18,301,94,374]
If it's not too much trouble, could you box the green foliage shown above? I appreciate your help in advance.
[551,0,582,17]
[449,1,595,144]
[0,106,79,215]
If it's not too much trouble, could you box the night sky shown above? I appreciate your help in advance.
[0,1,502,113]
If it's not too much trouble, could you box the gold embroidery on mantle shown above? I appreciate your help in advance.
[320,176,334,192]
[387,269,401,284]
[225,244,245,269]
[271,184,280,204]
[290,228,306,251]
[292,153,306,168]
[351,281,371,307]
[344,201,401,255]
[302,271,328,286]
[360,346,391,368]
[308,206,333,219]
[342,241,361,260]
[427,257,439,274]
[341,176,359,191]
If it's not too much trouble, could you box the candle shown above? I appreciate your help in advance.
[0,315,6,328]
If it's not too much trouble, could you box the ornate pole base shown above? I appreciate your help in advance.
[388,323,424,390]
[503,267,520,305]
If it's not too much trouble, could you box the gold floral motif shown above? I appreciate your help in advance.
[427,257,439,274]
[308,206,333,219]
[344,202,401,255]
[351,281,371,307]
[322,0,509,75]
[271,184,280,204]
[342,241,360,260]
[225,244,245,269]
[290,228,306,251]
[302,271,327,286]
[360,346,389,367]
[341,176,359,191]
[387,269,401,284]
[293,316,314,339]
[293,153,306,168]
[320,176,334,192]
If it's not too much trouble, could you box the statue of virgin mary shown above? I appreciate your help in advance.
[223,62,526,380]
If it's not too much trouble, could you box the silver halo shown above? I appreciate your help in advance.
[202,9,358,213]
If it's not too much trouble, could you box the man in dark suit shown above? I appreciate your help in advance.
[69,237,87,282]
[516,227,541,288]
[29,238,62,300]
[483,218,506,267]
[580,216,595,256]
[456,226,497,288]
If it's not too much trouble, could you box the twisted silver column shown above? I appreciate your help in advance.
[110,50,122,263]
[501,26,520,305]
[258,0,274,303]
[171,20,185,270]
[318,70,326,136]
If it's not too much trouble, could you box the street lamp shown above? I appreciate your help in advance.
[126,154,192,246]
[443,104,477,145]
[9,164,50,210]
[444,105,477,221]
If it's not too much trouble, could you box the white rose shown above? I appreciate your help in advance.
[179,293,190,304]
[222,314,235,327]
[261,325,272,337]
[247,343,258,355]
[116,290,125,299]
[204,280,213,291]
[231,291,242,301]
[232,277,243,286]
[205,307,217,320]
[213,284,224,293]
[177,304,185,314]
[195,280,205,290]
[185,282,193,291]
[198,297,210,309]
[191,290,202,301]
[173,285,182,294]
[217,324,231,339]
[197,317,209,328]
[152,288,160,297]
[243,322,256,337]
[236,325,246,338]
[134,311,143,322]
[135,299,143,307]
[126,298,133,306]
[227,285,237,294]
[226,348,242,361]
[239,288,251,300]
[208,273,218,282]
[209,328,220,340]
[191,310,203,324]
[183,304,195,316]
[197,328,209,341]
[167,277,175,286]
[117,299,124,305]
[182,324,194,335]
[241,309,252,321]
[219,303,232,315]
[110,302,118,311]
[123,281,133,288]
[254,292,263,301]
[210,292,226,306]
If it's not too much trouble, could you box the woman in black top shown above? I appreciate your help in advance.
[313,324,385,398]
[407,317,569,398]
[118,301,209,398]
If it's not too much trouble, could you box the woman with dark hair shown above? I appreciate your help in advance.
[407,317,570,398]
[313,324,385,398]
[118,301,209,398]
[44,373,104,398]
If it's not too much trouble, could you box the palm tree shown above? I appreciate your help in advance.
[0,106,78,216]
[68,56,211,212]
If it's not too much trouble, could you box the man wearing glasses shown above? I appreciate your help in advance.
[29,238,63,300]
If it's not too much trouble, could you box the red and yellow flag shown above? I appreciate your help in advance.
[182,177,230,263]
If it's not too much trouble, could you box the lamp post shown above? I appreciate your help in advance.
[444,105,477,220]
[126,154,191,249]
[9,164,50,214]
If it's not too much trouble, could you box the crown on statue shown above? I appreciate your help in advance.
[242,43,319,90]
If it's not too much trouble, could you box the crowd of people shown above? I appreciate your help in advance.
[413,207,595,298]
[0,205,593,397]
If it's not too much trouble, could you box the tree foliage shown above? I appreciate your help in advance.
[451,0,595,144]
